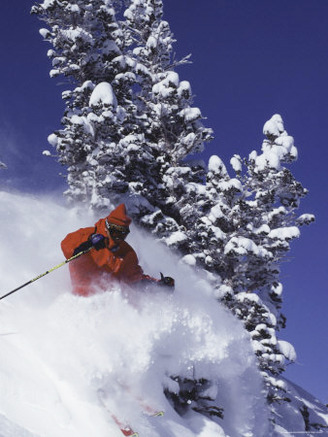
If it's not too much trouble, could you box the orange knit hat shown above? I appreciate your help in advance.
[106,204,132,227]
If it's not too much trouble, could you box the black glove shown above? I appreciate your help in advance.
[72,234,106,256]
[89,233,106,250]
[73,240,92,256]
[158,272,175,288]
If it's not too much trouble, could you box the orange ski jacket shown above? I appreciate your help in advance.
[61,216,147,296]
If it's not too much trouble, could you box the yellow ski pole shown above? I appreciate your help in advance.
[0,247,92,301]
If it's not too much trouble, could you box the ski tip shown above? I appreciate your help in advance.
[121,429,139,437]
[152,410,164,417]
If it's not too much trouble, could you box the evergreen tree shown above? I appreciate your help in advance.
[188,114,314,405]
[32,0,212,224]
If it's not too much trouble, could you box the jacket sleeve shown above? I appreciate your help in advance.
[61,227,95,259]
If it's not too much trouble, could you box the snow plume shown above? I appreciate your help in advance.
[0,191,269,437]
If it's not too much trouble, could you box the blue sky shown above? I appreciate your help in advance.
[0,1,327,403]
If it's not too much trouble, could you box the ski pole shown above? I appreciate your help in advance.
[0,247,92,302]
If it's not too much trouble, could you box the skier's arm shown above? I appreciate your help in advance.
[118,247,175,288]
[61,227,102,258]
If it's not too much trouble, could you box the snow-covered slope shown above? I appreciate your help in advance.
[0,191,269,437]
[272,379,328,436]
[0,191,327,437]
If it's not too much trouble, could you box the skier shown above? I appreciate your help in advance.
[61,203,174,296]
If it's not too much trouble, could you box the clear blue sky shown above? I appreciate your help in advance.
[0,1,327,403]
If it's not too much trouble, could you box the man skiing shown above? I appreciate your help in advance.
[61,203,174,296]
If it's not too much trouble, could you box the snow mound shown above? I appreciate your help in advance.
[89,82,117,108]
[0,191,269,437]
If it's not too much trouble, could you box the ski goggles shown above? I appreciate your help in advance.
[105,219,130,239]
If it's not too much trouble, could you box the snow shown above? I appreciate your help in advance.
[275,135,294,153]
[208,204,225,221]
[252,224,271,235]
[217,178,242,192]
[61,27,93,45]
[250,114,300,172]
[268,226,300,241]
[296,213,315,226]
[0,191,270,437]
[230,154,242,173]
[177,80,191,97]
[255,149,280,171]
[89,82,117,108]
[68,4,80,13]
[40,0,56,8]
[39,28,50,39]
[208,155,228,176]
[181,254,197,266]
[70,115,95,136]
[224,236,272,259]
[162,71,180,88]
[49,68,60,78]
[165,230,188,246]
[278,340,297,363]
[272,379,328,436]
[263,114,284,139]
[146,35,157,49]
[47,133,58,147]
[47,49,56,57]
[152,72,180,97]
[179,107,201,122]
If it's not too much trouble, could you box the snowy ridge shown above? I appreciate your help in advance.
[272,379,328,436]
[0,191,268,437]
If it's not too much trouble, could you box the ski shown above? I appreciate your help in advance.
[111,415,139,437]
[98,389,139,437]
[136,398,164,418]
[150,410,165,417]
[98,386,163,437]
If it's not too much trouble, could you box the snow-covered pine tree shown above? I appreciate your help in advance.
[189,114,314,409]
[232,115,314,404]
[33,0,212,234]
